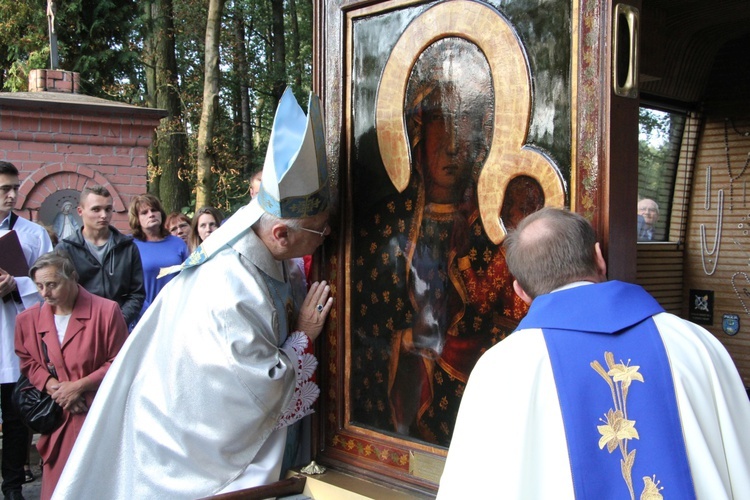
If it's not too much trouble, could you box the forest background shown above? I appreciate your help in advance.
[0,0,313,216]
[0,0,672,219]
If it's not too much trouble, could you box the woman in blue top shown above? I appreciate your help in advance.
[128,194,188,326]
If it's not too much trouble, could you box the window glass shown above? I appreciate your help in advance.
[638,107,686,242]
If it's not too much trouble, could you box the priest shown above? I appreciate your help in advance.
[438,207,750,499]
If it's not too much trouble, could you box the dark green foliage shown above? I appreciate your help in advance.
[0,0,313,214]
[0,0,141,99]
[638,108,675,200]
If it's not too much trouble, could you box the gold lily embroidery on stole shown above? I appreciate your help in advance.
[591,352,664,500]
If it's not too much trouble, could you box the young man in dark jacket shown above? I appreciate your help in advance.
[57,185,145,328]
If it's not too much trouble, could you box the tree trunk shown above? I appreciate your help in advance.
[142,0,159,195]
[195,0,226,209]
[254,96,264,152]
[233,1,253,176]
[271,0,286,104]
[289,0,301,90]
[154,0,191,213]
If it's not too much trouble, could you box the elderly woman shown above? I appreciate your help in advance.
[165,212,192,245]
[14,251,127,499]
[129,194,189,324]
[188,206,224,252]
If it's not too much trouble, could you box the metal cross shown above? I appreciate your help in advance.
[47,0,58,69]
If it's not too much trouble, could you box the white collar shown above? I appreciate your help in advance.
[551,281,597,293]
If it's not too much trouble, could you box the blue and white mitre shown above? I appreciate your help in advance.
[159,86,328,276]
[255,86,329,219]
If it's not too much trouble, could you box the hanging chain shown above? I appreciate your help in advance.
[730,117,750,138]
[730,272,750,316]
[700,189,724,276]
[724,119,750,211]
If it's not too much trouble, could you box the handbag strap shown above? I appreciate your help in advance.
[41,341,59,380]
[41,340,51,362]
[38,303,59,380]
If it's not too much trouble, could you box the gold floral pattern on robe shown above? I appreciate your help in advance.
[592,352,664,500]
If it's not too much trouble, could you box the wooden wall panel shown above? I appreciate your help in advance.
[684,116,750,387]
[636,244,684,314]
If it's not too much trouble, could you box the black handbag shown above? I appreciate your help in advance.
[12,341,63,434]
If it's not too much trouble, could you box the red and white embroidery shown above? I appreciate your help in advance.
[275,331,320,429]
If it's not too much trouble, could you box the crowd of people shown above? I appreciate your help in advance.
[0,88,329,499]
[0,177,238,499]
[1,84,749,500]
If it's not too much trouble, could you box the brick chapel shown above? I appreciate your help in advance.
[0,69,165,235]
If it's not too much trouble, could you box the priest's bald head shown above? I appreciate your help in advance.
[504,207,607,302]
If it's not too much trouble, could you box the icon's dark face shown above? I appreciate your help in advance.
[420,102,482,203]
[411,84,490,204]
[501,176,545,230]
[405,37,493,204]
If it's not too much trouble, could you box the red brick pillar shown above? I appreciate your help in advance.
[28,69,80,94]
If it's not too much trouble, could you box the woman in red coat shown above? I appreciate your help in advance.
[14,251,127,499]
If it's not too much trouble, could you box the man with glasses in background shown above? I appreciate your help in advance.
[637,198,659,241]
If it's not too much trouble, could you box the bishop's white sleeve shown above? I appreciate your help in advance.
[275,331,319,430]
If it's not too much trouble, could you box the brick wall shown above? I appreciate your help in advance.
[0,89,165,235]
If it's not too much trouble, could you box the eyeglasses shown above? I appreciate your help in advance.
[639,208,658,214]
[297,223,330,238]
[170,223,190,233]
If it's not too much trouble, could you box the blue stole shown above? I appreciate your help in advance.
[517,281,696,499]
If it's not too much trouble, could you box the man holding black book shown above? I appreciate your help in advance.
[0,161,53,500]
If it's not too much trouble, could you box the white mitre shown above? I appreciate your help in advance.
[159,86,327,277]
[255,86,328,219]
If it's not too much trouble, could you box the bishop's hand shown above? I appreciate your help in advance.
[296,280,333,342]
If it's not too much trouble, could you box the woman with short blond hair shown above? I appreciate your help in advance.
[165,212,192,245]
